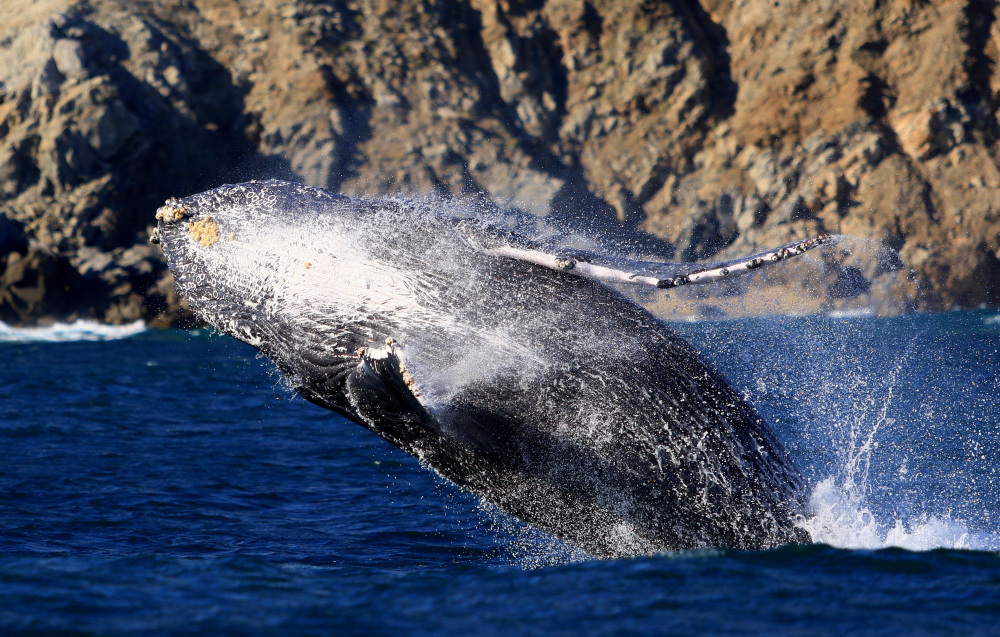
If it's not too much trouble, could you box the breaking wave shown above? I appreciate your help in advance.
[0,320,147,343]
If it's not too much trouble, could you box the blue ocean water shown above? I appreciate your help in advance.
[1,311,998,635]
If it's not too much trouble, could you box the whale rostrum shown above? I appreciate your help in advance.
[155,180,827,558]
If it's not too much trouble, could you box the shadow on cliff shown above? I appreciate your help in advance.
[70,18,296,250]
[447,1,678,259]
[0,13,297,326]
[963,0,999,144]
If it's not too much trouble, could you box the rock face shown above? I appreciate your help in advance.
[1,0,998,325]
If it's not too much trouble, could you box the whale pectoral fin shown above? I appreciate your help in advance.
[485,234,836,289]
[344,342,437,449]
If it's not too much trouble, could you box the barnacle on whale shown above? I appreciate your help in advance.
[155,199,189,222]
[188,216,220,247]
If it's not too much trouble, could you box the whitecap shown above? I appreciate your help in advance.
[0,320,147,343]
[825,307,875,319]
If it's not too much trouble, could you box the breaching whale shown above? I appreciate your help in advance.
[153,180,828,557]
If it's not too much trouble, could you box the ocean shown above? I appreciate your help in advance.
[1,310,998,635]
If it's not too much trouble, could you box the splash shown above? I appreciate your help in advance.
[473,499,590,569]
[796,322,1000,552]
[0,320,146,343]
[798,476,999,550]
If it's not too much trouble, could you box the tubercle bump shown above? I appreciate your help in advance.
[155,198,189,222]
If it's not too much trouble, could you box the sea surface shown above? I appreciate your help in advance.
[1,311,998,636]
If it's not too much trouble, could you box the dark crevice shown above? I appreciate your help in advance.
[451,5,624,230]
[855,69,943,225]
[466,3,567,141]
[962,0,999,144]
[581,2,603,40]
[858,72,894,120]
[627,1,736,220]
[634,163,674,209]
[320,64,374,191]
[684,0,737,121]
[452,3,572,149]
[444,3,521,133]
[441,2,676,256]
[305,2,375,190]
[857,38,888,55]
[532,25,570,136]
[856,71,906,159]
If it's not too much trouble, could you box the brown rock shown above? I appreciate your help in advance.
[0,246,90,325]
[1,0,999,325]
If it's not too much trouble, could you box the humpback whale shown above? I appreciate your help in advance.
[154,180,828,557]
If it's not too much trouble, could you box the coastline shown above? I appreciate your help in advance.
[2,1,999,326]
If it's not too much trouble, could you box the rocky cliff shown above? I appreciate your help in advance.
[1,0,998,325]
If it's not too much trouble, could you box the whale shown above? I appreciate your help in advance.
[153,179,828,557]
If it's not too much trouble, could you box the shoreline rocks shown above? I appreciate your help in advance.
[2,0,999,326]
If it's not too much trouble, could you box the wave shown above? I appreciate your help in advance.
[825,307,875,319]
[0,319,147,343]
[788,315,1000,554]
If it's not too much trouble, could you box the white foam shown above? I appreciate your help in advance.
[826,307,875,319]
[799,477,1000,552]
[0,319,147,343]
[984,314,1000,325]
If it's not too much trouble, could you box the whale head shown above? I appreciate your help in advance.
[152,180,353,348]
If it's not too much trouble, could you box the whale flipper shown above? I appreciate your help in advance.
[344,342,438,449]
[343,342,519,482]
[485,234,835,289]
